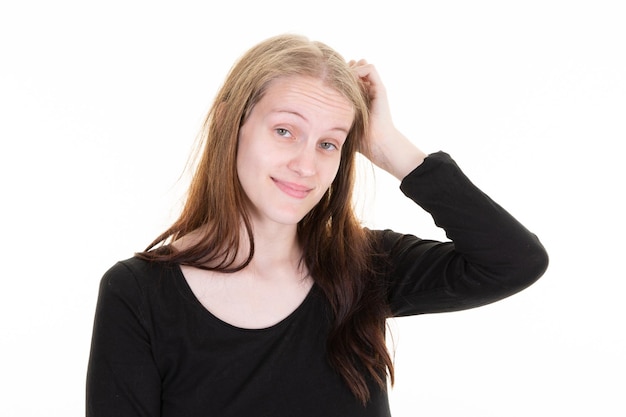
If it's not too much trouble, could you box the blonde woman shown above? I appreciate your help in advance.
[86,34,548,416]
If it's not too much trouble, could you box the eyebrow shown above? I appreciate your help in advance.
[272,109,351,134]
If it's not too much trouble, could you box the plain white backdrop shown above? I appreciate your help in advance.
[1,1,624,416]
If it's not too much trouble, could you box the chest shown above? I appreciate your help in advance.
[153,288,389,416]
[180,265,314,329]
[145,269,391,417]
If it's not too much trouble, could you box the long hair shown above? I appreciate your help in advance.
[137,33,394,404]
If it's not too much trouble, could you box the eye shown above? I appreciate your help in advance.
[319,141,338,151]
[275,128,292,137]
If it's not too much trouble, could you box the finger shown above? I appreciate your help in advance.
[348,59,368,68]
[352,63,376,79]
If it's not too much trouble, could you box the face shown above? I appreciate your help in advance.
[237,76,354,229]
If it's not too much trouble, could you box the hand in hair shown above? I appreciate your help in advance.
[349,59,427,180]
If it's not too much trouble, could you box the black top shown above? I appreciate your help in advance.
[86,152,548,416]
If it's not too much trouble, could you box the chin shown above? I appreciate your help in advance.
[251,208,309,227]
[274,213,309,226]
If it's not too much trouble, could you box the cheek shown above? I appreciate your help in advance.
[316,159,342,193]
[235,146,246,178]
[236,133,260,171]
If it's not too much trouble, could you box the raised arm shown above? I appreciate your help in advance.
[377,151,549,315]
[350,60,548,315]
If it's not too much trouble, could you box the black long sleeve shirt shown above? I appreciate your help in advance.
[86,152,548,416]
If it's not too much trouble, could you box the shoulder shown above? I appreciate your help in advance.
[99,256,176,298]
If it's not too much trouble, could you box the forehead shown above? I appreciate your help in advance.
[259,76,355,121]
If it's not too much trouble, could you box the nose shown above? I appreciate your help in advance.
[287,145,317,177]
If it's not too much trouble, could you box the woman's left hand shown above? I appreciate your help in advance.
[349,60,427,180]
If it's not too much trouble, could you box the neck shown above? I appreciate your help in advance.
[243,220,302,272]
[172,217,304,275]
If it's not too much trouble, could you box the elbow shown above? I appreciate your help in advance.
[527,243,549,282]
[508,238,549,292]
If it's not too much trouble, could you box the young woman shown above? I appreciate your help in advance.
[86,34,548,416]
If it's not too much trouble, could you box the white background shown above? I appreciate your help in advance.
[1,1,624,416]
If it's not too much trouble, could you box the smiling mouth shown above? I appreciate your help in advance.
[272,178,312,199]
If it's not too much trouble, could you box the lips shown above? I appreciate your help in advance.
[272,178,313,199]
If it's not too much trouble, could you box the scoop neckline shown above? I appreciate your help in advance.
[172,264,318,333]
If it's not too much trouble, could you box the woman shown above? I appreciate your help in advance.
[86,34,548,416]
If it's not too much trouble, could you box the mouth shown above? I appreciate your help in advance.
[272,178,313,199]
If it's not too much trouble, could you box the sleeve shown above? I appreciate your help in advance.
[377,151,549,316]
[86,261,161,417]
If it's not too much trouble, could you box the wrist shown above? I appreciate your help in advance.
[371,130,426,180]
